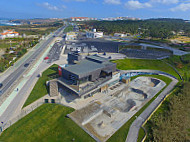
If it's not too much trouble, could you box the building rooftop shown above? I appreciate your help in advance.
[64,55,115,76]
[65,59,104,76]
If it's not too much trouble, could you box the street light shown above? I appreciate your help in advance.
[0,122,3,132]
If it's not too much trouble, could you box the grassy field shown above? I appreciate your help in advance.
[0,104,95,142]
[107,74,172,142]
[23,64,58,108]
[163,55,190,81]
[64,25,73,33]
[170,36,190,43]
[112,58,179,79]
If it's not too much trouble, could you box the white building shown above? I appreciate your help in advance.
[86,29,103,38]
[0,30,19,39]
[70,17,97,21]
[65,32,78,41]
[114,33,125,37]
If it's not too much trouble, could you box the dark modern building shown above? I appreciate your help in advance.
[67,51,82,64]
[61,55,116,85]
[58,55,117,97]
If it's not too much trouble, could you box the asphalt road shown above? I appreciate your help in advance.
[0,26,66,125]
[0,62,50,124]
[0,26,66,96]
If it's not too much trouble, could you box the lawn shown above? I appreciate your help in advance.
[112,58,179,79]
[137,127,145,142]
[23,64,58,108]
[163,55,190,81]
[107,74,172,142]
[0,104,95,142]
[64,25,73,33]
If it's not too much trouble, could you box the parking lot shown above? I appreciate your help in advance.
[120,49,172,59]
[65,39,126,54]
[45,41,64,63]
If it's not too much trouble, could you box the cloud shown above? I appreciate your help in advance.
[125,0,152,9]
[171,3,190,11]
[37,2,67,11]
[37,2,60,11]
[62,5,67,9]
[104,0,121,5]
[150,0,179,4]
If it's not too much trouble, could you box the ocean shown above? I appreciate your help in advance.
[0,19,21,26]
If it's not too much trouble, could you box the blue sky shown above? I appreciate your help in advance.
[1,0,190,19]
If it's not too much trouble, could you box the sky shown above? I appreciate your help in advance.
[1,0,190,19]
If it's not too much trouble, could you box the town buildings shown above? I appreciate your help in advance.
[0,30,19,39]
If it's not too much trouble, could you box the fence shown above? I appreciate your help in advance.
[0,101,44,135]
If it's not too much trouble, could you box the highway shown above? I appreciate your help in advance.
[0,26,66,97]
[0,25,66,126]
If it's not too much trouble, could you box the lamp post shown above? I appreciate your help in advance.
[0,122,3,132]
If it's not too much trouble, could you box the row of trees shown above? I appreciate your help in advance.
[85,19,190,39]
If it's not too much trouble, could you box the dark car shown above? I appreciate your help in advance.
[0,83,3,89]
[24,63,29,67]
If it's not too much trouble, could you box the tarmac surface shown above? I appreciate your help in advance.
[74,38,126,53]
[46,41,64,64]
[120,49,172,59]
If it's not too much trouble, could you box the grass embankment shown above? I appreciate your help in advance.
[0,104,95,142]
[163,54,190,81]
[137,127,146,142]
[107,74,172,142]
[112,58,179,79]
[64,25,73,33]
[144,82,190,142]
[23,64,58,108]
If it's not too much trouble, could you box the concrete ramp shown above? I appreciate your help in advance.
[49,80,59,97]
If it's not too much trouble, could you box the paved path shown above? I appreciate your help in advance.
[125,70,178,142]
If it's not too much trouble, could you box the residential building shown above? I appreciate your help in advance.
[0,30,19,39]
[65,32,78,40]
[86,29,103,38]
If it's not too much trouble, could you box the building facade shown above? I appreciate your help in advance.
[58,55,117,97]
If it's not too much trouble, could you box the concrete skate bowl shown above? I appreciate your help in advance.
[114,99,136,112]
[131,88,148,99]
[150,78,160,87]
